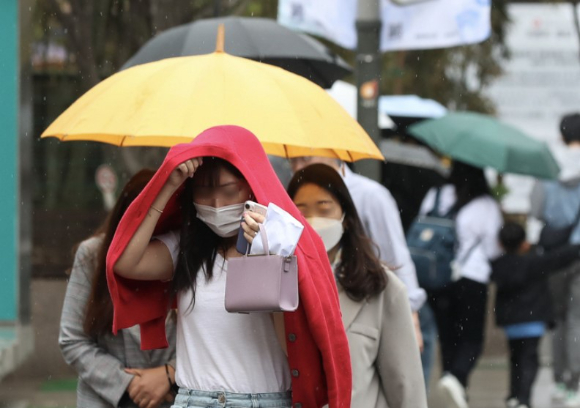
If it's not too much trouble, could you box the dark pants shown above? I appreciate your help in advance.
[507,336,540,406]
[419,303,437,390]
[428,277,488,388]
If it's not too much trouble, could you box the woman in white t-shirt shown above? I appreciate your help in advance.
[114,156,292,408]
[109,127,352,408]
[419,161,502,408]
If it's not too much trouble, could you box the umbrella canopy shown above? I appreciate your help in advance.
[379,139,448,175]
[379,95,447,119]
[407,112,560,179]
[122,17,352,89]
[41,46,383,162]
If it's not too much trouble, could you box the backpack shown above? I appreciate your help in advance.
[538,200,580,252]
[407,188,457,290]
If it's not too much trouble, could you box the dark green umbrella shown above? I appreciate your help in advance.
[407,112,560,179]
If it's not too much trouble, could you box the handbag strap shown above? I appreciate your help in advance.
[259,225,270,255]
[245,224,270,256]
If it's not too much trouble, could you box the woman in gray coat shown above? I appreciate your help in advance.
[288,164,427,408]
[59,170,177,408]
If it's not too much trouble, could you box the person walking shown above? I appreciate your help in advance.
[59,169,178,408]
[491,222,580,408]
[106,126,352,408]
[289,157,426,345]
[287,163,427,408]
[418,161,503,408]
[530,113,580,406]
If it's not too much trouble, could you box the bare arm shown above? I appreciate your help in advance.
[114,158,202,281]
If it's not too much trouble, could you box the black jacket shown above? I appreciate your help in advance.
[491,245,580,326]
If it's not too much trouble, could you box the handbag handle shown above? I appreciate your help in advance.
[245,224,270,256]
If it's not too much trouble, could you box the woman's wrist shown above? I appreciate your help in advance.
[150,186,176,214]
[165,363,178,393]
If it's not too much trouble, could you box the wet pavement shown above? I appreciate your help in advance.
[429,358,555,408]
[0,280,562,408]
[0,357,559,408]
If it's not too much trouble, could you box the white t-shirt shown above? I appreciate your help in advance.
[154,230,291,393]
[419,185,503,284]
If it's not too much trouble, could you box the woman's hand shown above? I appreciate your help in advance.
[125,366,170,408]
[241,211,266,244]
[165,158,203,191]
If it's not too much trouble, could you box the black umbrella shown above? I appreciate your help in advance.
[122,17,352,89]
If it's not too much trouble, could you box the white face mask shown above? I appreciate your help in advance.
[194,203,245,237]
[307,215,345,251]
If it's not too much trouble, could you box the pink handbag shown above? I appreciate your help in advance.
[225,227,299,313]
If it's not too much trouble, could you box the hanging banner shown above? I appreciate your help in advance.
[278,0,491,52]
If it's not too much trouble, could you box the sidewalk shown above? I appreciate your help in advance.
[0,376,76,408]
[428,357,555,408]
[0,357,558,408]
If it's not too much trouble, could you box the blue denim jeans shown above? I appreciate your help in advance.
[171,388,292,408]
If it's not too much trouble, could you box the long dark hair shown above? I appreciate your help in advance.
[172,157,250,310]
[287,163,387,301]
[449,161,491,211]
[84,169,155,336]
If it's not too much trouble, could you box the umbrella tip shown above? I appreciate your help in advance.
[216,24,225,53]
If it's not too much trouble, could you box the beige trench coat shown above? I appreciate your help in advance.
[339,268,428,408]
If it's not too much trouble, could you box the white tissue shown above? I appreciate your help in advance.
[250,203,304,257]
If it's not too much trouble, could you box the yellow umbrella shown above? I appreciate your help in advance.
[41,28,383,162]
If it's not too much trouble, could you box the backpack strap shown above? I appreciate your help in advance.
[456,236,482,266]
[427,188,444,217]
[427,186,458,218]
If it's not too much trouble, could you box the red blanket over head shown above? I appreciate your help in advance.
[106,126,351,407]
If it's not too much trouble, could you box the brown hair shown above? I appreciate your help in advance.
[287,163,387,301]
[83,169,155,336]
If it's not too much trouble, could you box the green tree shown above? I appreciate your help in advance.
[33,0,253,209]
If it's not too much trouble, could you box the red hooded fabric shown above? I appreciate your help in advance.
[106,126,351,408]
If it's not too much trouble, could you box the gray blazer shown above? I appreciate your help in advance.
[339,268,427,408]
[59,237,177,408]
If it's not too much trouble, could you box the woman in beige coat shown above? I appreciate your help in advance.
[288,164,427,408]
